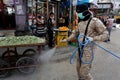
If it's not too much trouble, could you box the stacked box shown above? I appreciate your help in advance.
[56,31,68,47]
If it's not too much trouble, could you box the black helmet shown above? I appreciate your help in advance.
[76,4,89,13]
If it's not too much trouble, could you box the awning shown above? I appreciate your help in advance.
[73,0,98,7]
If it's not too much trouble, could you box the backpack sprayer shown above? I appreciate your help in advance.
[70,34,120,64]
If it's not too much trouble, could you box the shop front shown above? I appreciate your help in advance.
[96,3,113,17]
[0,0,65,31]
[27,0,59,30]
[0,0,27,30]
[0,0,16,29]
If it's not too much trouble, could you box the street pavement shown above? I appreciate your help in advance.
[1,28,120,80]
[91,28,120,80]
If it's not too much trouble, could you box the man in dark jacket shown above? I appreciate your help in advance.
[47,12,55,48]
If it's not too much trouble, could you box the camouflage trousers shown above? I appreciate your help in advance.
[76,49,94,80]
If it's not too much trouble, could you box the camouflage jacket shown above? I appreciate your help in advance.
[74,17,109,42]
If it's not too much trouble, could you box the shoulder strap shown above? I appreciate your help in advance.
[82,17,92,43]
[78,17,92,63]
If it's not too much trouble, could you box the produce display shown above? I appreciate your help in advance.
[0,36,45,46]
[58,26,69,31]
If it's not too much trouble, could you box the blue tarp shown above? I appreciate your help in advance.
[77,0,90,5]
[60,0,93,8]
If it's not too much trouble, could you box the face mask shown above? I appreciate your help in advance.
[78,10,90,19]
[78,13,85,19]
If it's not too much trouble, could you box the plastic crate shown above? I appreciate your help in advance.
[56,35,68,47]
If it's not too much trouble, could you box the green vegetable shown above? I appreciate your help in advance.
[0,36,45,46]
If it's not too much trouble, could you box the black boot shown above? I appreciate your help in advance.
[108,39,110,41]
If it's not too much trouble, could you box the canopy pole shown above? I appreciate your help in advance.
[69,0,72,29]
[46,0,49,19]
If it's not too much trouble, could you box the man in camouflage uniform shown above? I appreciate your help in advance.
[61,4,108,80]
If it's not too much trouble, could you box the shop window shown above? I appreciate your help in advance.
[27,0,46,27]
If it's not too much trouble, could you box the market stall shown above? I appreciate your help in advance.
[0,36,45,78]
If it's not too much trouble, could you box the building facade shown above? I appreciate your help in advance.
[96,0,113,16]
[0,0,62,30]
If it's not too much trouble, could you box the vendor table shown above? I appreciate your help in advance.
[0,36,45,78]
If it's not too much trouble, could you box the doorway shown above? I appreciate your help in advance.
[0,0,16,30]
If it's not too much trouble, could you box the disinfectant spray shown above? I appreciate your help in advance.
[38,45,57,63]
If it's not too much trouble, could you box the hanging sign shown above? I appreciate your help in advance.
[16,5,24,15]
[28,0,32,7]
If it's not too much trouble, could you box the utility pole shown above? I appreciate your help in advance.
[69,0,72,29]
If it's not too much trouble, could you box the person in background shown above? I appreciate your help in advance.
[61,4,108,80]
[36,15,46,36]
[47,12,56,48]
[64,12,69,27]
[36,16,46,49]
[58,13,65,27]
[105,16,114,42]
[100,16,108,26]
